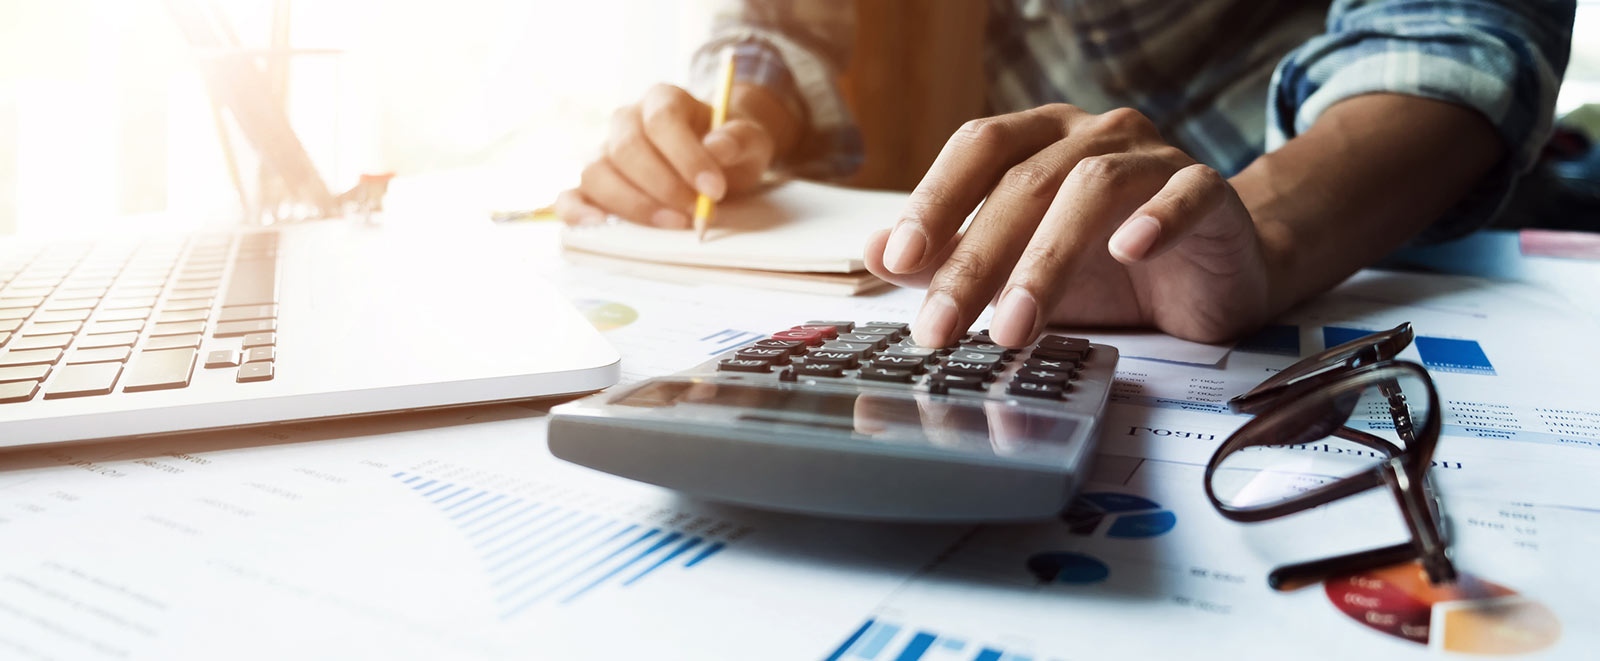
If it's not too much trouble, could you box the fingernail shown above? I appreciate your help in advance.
[1109,215,1161,262]
[883,221,928,273]
[652,209,690,228]
[912,292,960,347]
[694,171,726,200]
[704,132,738,164]
[991,287,1038,347]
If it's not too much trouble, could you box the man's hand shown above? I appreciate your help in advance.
[864,104,1271,348]
[555,83,797,228]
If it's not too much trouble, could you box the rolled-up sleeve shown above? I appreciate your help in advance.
[1267,0,1575,241]
[690,0,864,181]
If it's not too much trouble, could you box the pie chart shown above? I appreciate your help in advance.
[575,299,638,331]
[1062,492,1176,538]
[1324,561,1560,654]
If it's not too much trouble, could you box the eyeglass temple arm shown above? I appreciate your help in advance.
[1267,542,1415,592]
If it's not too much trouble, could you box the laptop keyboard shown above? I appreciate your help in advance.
[0,230,279,403]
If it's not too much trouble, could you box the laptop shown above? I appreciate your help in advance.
[0,221,620,449]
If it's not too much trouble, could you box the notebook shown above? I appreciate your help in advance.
[559,180,909,292]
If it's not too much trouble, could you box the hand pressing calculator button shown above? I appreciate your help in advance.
[551,321,1118,522]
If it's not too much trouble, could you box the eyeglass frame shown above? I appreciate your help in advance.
[1204,324,1457,590]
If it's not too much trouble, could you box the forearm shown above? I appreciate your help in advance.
[1232,93,1504,314]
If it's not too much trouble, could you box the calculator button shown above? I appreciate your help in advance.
[1030,346,1085,362]
[736,347,791,364]
[959,342,1014,357]
[820,341,875,355]
[802,320,854,333]
[932,373,987,391]
[1016,368,1073,385]
[803,350,860,369]
[717,358,772,373]
[836,333,889,349]
[1008,380,1064,399]
[864,321,909,334]
[795,362,845,378]
[858,367,914,384]
[883,346,937,361]
[753,338,806,355]
[858,325,907,341]
[937,360,994,379]
[947,351,1002,366]
[770,329,824,346]
[1023,357,1076,372]
[793,324,840,340]
[870,354,927,373]
[1040,335,1090,351]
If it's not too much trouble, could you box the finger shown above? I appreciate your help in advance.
[1108,163,1229,264]
[579,159,684,228]
[912,137,1086,347]
[639,84,726,199]
[703,119,775,192]
[881,106,1081,275]
[607,107,699,220]
[989,153,1171,347]
[862,227,965,290]
[552,189,606,227]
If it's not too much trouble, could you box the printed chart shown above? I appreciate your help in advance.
[1026,492,1176,585]
[1324,561,1560,654]
[391,471,729,618]
[824,618,1046,661]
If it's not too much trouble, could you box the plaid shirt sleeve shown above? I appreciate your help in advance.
[689,0,864,181]
[1268,0,1575,242]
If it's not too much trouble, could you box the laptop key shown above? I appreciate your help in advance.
[218,304,277,322]
[204,350,240,368]
[0,364,50,383]
[97,307,152,322]
[0,348,63,367]
[43,362,123,399]
[145,334,202,351]
[122,348,197,392]
[0,380,40,403]
[241,332,276,348]
[26,321,82,336]
[66,346,132,364]
[215,319,276,338]
[224,258,278,306]
[87,320,144,335]
[0,309,29,322]
[161,298,213,312]
[0,319,19,332]
[151,321,206,336]
[237,361,274,383]
[33,308,91,323]
[156,309,209,324]
[78,332,139,349]
[9,334,73,350]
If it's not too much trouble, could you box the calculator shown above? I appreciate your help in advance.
[549,321,1118,522]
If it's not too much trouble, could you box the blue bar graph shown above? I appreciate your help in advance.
[1324,326,1495,375]
[700,328,764,355]
[391,473,735,617]
[826,619,1045,661]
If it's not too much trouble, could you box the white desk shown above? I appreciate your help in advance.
[1,211,1598,660]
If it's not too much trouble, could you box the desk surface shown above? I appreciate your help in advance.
[2,198,1598,659]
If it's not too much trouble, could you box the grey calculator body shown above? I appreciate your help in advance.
[550,324,1118,522]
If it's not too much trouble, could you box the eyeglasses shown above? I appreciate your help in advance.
[1204,322,1457,590]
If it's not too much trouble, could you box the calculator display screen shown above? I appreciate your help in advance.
[613,380,1082,463]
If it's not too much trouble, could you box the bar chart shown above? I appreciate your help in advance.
[824,618,1048,661]
[390,472,729,619]
[1322,325,1497,375]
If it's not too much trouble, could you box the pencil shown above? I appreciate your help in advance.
[695,47,737,243]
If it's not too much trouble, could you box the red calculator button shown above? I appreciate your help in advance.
[771,329,824,345]
[792,324,840,340]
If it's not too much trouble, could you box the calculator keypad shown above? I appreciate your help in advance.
[713,321,1097,402]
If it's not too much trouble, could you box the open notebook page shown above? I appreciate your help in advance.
[560,180,909,273]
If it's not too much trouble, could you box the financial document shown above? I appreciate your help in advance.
[3,247,1599,659]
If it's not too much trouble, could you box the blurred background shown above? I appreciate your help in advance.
[1,0,1597,237]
